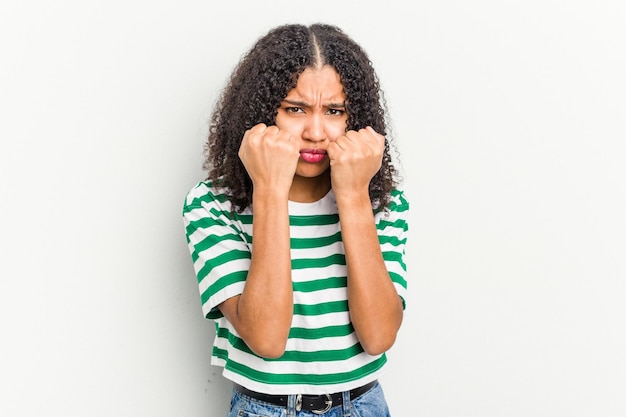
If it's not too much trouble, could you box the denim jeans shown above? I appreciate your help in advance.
[226,381,391,417]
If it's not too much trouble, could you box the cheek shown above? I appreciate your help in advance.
[326,121,347,141]
[275,114,303,135]
[274,113,286,129]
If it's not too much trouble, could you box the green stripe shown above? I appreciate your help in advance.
[212,345,228,361]
[387,200,409,213]
[389,189,410,209]
[290,232,342,249]
[200,269,248,304]
[377,218,408,232]
[288,324,354,340]
[291,254,346,269]
[290,214,339,226]
[185,216,219,237]
[228,214,341,227]
[293,277,346,293]
[216,326,230,339]
[389,271,407,289]
[382,251,406,270]
[196,249,250,281]
[206,308,224,320]
[190,233,244,262]
[294,300,348,316]
[234,213,253,224]
[378,234,406,247]
[382,250,404,263]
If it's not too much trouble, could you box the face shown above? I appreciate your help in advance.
[275,65,348,183]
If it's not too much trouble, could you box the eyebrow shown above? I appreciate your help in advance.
[282,99,346,109]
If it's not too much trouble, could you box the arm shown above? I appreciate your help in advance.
[218,124,299,358]
[328,127,404,355]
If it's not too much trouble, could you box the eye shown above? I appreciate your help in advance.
[327,108,345,116]
[285,106,304,114]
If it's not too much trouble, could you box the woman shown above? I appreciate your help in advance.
[183,23,409,417]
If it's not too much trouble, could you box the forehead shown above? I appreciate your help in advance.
[286,66,345,102]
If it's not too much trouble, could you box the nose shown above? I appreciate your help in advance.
[303,113,327,142]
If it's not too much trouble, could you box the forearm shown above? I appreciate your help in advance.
[221,188,293,357]
[337,191,403,355]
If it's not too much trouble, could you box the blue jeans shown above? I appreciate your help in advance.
[226,381,391,417]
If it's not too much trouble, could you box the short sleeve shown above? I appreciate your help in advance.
[182,182,251,319]
[375,189,410,309]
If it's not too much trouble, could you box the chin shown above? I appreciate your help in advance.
[295,164,330,179]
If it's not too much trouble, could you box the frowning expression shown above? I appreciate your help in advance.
[275,65,348,179]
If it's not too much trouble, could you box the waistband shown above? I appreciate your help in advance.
[233,380,377,414]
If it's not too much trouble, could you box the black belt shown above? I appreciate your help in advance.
[234,380,377,414]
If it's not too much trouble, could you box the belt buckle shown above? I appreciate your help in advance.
[311,393,332,414]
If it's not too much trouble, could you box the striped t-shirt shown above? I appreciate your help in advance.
[182,180,409,395]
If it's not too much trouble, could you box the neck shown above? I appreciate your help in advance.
[289,172,331,203]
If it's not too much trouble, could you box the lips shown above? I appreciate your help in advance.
[300,148,327,163]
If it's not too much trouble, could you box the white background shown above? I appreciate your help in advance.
[1,1,625,416]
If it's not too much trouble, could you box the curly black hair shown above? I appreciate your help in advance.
[203,23,399,212]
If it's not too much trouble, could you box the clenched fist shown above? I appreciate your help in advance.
[238,123,301,193]
[327,126,385,197]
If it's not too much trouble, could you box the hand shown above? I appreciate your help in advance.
[327,126,385,196]
[238,123,300,192]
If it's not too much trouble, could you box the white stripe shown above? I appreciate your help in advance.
[290,223,339,239]
[290,309,350,328]
[222,369,384,396]
[291,264,346,283]
[284,334,359,352]
[290,243,344,262]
